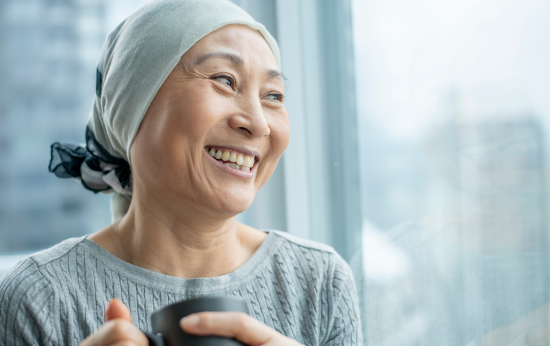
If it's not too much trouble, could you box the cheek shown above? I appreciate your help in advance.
[157,89,230,165]
[133,89,223,180]
[166,91,222,142]
[254,114,290,189]
[270,114,291,155]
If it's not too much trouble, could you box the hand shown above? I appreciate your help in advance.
[80,299,148,346]
[180,312,304,346]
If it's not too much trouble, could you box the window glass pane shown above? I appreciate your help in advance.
[0,0,150,262]
[353,0,549,344]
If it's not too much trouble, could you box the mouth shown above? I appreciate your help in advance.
[204,146,258,173]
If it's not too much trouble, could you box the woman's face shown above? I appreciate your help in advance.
[131,24,289,217]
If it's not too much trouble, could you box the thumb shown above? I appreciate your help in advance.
[105,298,133,322]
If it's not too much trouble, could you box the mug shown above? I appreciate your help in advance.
[142,296,248,346]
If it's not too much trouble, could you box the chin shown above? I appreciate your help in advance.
[216,190,255,216]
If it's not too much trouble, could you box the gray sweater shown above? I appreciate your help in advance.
[0,230,362,346]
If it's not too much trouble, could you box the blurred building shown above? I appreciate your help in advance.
[0,0,149,254]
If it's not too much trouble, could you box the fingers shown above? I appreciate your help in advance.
[105,342,146,346]
[181,312,275,345]
[80,319,148,346]
[105,299,133,322]
[79,300,147,346]
[108,341,152,346]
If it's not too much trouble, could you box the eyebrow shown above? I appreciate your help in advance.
[194,51,286,83]
[267,69,286,82]
[194,51,244,66]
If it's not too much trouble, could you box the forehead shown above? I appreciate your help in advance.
[183,24,279,70]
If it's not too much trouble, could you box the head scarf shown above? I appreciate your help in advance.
[48,0,280,222]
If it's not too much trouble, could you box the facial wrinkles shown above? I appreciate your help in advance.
[174,48,282,206]
[191,70,275,143]
[177,61,225,93]
[232,72,280,137]
[237,66,285,102]
[183,128,254,212]
[198,145,261,213]
[156,91,214,210]
[166,85,224,200]
[238,89,280,188]
[190,150,219,209]
[198,157,253,214]
[182,53,284,102]
[180,141,237,216]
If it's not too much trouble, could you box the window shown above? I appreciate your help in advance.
[0,0,151,264]
[1,1,548,345]
[352,0,549,344]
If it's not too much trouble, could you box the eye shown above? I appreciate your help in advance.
[213,74,235,88]
[265,92,284,102]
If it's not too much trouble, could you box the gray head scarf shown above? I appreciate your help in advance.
[48,0,280,222]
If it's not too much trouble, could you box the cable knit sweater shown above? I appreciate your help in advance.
[0,230,362,346]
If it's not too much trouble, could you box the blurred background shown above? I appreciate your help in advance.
[0,0,548,345]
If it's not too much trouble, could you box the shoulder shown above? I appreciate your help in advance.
[0,258,50,305]
[270,230,336,253]
[265,231,361,344]
[0,259,55,345]
[268,230,354,286]
[26,235,87,266]
[269,230,348,266]
[0,236,87,344]
[1,235,85,282]
[0,236,86,309]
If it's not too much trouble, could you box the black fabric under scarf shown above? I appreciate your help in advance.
[49,126,132,194]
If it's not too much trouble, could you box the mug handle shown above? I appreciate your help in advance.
[142,331,164,346]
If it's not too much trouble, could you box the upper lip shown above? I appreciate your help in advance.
[206,145,261,162]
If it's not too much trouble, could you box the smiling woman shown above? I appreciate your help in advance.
[124,25,289,223]
[0,1,361,346]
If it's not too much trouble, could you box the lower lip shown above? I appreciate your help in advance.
[205,151,255,178]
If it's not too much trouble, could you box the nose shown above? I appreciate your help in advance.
[228,97,270,138]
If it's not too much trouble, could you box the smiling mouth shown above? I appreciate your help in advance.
[205,146,256,172]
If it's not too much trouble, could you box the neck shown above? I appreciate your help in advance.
[89,192,266,278]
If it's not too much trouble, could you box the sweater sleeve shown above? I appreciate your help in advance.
[0,259,60,346]
[321,254,363,346]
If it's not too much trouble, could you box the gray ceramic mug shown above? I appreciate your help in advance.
[143,296,248,346]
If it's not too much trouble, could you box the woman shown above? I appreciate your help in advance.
[0,0,361,345]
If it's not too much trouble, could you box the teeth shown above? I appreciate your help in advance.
[222,151,230,161]
[223,163,250,172]
[208,148,255,170]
